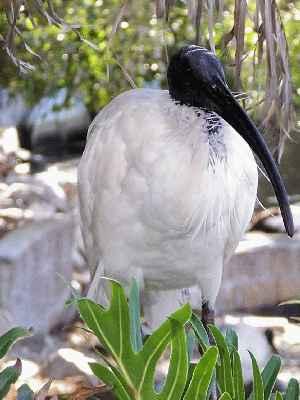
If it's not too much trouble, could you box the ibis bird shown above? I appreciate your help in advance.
[78,45,294,331]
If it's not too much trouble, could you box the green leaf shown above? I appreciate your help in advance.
[249,352,264,400]
[155,318,189,400]
[183,363,197,397]
[89,362,132,400]
[186,329,196,364]
[77,280,192,400]
[275,392,283,400]
[183,346,218,400]
[261,355,281,400]
[249,355,281,400]
[209,325,234,397]
[232,350,245,400]
[17,384,34,400]
[285,378,299,400]
[77,281,137,385]
[129,279,143,353]
[225,329,238,353]
[138,307,191,399]
[190,313,209,352]
[0,358,22,399]
[219,393,233,400]
[0,327,32,359]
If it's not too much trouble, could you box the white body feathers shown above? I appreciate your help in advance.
[78,89,258,326]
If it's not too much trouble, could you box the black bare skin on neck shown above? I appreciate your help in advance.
[168,46,225,136]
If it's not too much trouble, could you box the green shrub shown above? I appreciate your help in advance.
[76,280,300,400]
[0,327,31,398]
[0,327,52,400]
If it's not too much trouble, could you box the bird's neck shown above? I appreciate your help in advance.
[168,89,223,137]
[168,92,226,165]
[169,87,218,115]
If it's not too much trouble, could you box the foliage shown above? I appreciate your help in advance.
[0,327,52,399]
[76,280,300,400]
[0,327,31,399]
[0,1,300,116]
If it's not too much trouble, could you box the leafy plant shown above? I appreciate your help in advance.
[16,380,54,400]
[0,327,31,399]
[76,280,300,400]
[0,327,53,399]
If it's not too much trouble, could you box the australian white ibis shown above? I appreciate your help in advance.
[78,45,294,331]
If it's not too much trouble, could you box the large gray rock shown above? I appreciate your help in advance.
[0,90,27,128]
[218,231,300,312]
[22,89,91,154]
[0,214,74,334]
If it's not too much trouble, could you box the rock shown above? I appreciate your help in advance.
[0,127,20,153]
[0,214,74,334]
[0,90,27,128]
[254,204,300,234]
[217,231,300,313]
[18,89,91,156]
[5,177,68,212]
[41,348,97,381]
[0,174,69,238]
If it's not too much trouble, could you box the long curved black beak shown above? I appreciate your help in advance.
[210,80,294,237]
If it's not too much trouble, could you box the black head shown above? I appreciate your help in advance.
[167,45,294,237]
[167,45,226,110]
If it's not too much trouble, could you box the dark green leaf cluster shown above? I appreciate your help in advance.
[76,280,300,400]
[0,327,31,399]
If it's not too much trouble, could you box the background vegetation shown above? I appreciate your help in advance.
[0,0,299,112]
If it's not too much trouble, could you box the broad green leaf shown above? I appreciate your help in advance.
[261,356,281,400]
[0,358,22,399]
[275,392,283,400]
[138,306,191,399]
[225,329,238,353]
[190,313,209,352]
[285,378,299,400]
[17,384,34,400]
[183,346,218,400]
[77,281,192,400]
[90,362,132,400]
[156,318,189,400]
[232,350,245,400]
[219,393,233,400]
[249,352,264,400]
[209,325,234,397]
[129,279,143,353]
[77,281,137,385]
[0,327,32,359]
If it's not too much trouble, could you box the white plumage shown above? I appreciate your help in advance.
[78,88,257,327]
[78,46,293,329]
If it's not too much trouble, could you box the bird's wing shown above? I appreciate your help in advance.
[77,101,117,275]
[78,89,164,276]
